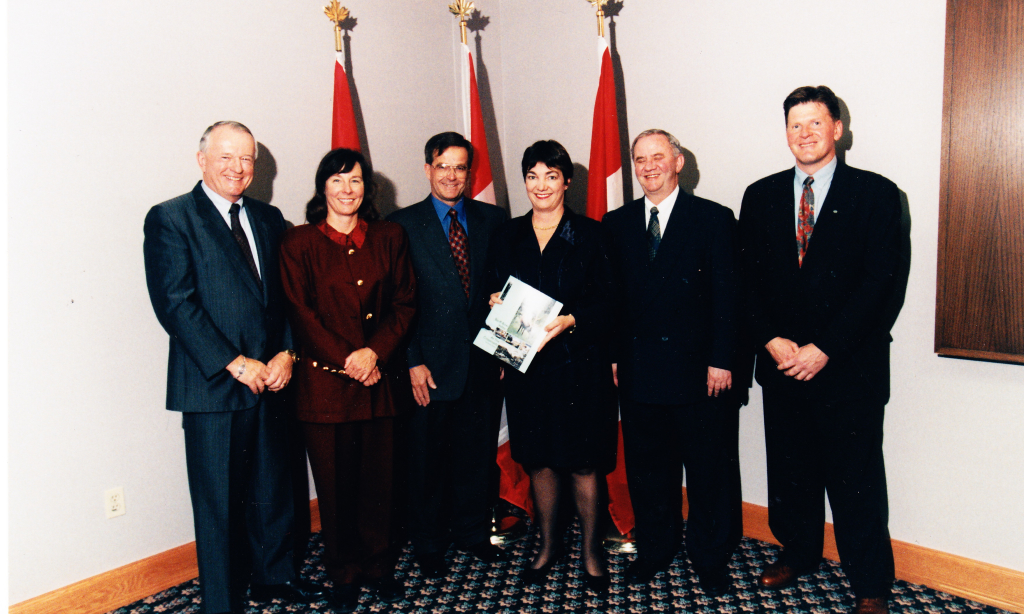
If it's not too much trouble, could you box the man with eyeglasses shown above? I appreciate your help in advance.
[388,131,508,577]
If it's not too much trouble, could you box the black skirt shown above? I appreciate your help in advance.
[503,343,618,473]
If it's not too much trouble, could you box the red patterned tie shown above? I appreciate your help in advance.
[797,175,815,268]
[448,209,471,297]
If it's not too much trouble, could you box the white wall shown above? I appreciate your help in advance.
[8,0,1024,605]
[6,0,485,603]
[498,0,1024,570]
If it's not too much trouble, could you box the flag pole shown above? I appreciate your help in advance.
[323,0,349,52]
[448,0,473,45]
[585,0,636,555]
[450,0,525,544]
[587,0,608,37]
[324,1,361,151]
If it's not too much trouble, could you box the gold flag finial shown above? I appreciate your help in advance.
[324,0,350,52]
[585,0,610,37]
[449,0,475,45]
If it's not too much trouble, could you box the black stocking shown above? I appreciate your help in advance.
[528,467,560,569]
[571,468,605,577]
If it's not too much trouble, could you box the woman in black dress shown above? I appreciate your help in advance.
[487,140,617,594]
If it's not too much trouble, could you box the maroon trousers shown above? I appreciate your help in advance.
[302,418,399,584]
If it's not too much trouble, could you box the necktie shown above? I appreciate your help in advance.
[448,209,471,297]
[647,206,661,261]
[797,176,815,268]
[229,203,261,285]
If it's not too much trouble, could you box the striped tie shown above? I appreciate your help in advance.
[448,209,471,297]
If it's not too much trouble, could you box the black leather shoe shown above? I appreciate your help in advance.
[418,551,448,578]
[464,541,506,564]
[758,561,815,590]
[624,558,670,586]
[697,571,731,598]
[371,575,406,603]
[581,571,611,596]
[327,583,360,613]
[249,578,326,602]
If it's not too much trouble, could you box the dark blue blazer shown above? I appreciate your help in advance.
[737,162,902,402]
[388,196,507,401]
[144,181,292,413]
[604,190,739,405]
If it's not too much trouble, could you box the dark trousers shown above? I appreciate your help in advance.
[303,418,399,584]
[407,374,497,555]
[182,400,296,614]
[762,386,894,598]
[621,396,738,577]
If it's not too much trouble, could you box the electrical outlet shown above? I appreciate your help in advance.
[105,487,126,519]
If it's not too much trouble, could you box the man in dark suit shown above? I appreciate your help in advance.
[387,132,507,576]
[604,129,740,596]
[144,121,321,614]
[737,86,903,614]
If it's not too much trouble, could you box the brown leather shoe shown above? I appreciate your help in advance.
[854,597,889,614]
[757,562,802,589]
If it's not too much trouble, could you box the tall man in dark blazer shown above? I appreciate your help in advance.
[604,129,740,596]
[737,86,903,614]
[387,132,507,576]
[144,122,320,614]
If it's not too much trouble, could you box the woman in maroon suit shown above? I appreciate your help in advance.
[279,148,415,611]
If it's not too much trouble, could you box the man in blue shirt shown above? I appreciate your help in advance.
[388,132,508,577]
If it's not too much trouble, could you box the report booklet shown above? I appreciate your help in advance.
[473,275,562,373]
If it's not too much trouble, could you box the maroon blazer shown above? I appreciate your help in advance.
[279,220,416,423]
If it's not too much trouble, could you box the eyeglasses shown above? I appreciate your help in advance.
[433,163,469,176]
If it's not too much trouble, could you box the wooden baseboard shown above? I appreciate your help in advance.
[9,500,321,614]
[8,542,199,614]
[742,502,1024,613]
[10,498,1023,613]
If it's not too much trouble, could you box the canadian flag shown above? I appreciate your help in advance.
[587,34,634,536]
[460,42,495,204]
[331,52,360,151]
[585,36,624,218]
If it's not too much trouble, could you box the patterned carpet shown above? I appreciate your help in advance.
[109,525,1013,614]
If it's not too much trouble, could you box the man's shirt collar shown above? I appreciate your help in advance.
[431,194,465,221]
[201,181,243,217]
[794,155,837,187]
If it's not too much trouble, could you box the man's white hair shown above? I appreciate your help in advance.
[199,121,258,159]
[630,128,683,160]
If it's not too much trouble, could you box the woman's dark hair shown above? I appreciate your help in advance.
[521,140,574,182]
[305,148,379,224]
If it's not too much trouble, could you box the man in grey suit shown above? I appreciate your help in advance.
[144,121,321,613]
[388,132,507,577]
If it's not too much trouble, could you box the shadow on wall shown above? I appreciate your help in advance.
[606,2,634,204]
[340,15,372,158]
[249,142,277,205]
[678,147,700,195]
[566,163,590,217]
[884,189,913,334]
[375,172,399,219]
[469,12,511,216]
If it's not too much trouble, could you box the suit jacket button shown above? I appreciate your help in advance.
[348,249,355,255]
[365,313,373,319]
[357,279,364,286]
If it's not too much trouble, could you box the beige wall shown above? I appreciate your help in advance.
[8,0,1024,605]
